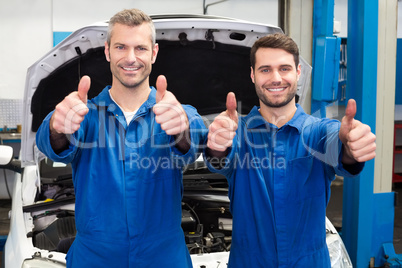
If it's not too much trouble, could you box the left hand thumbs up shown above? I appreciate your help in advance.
[153,75,189,136]
[339,99,357,143]
[339,99,376,163]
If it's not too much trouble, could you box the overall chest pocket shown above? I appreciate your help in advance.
[288,155,323,201]
[137,132,175,184]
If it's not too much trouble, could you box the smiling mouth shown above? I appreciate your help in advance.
[122,66,140,71]
[267,87,286,92]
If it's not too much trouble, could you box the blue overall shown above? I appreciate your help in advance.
[36,86,207,267]
[206,105,363,268]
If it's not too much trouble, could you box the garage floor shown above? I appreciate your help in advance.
[0,179,401,266]
[326,178,402,254]
[0,199,10,267]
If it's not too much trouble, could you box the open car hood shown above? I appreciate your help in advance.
[21,14,311,166]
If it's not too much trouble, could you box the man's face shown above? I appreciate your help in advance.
[250,47,301,108]
[105,23,158,89]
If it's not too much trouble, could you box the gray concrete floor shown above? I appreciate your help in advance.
[0,199,11,268]
[0,200,9,237]
[0,180,401,266]
[394,184,402,253]
[326,178,402,254]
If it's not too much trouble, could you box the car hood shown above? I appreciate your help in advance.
[21,14,310,166]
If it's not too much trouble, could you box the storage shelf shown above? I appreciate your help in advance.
[393,173,402,183]
[393,123,402,183]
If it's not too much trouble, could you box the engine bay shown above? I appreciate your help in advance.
[23,158,233,257]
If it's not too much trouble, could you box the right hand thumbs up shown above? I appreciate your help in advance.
[207,92,238,152]
[50,75,91,134]
[77,75,91,104]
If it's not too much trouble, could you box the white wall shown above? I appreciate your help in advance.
[399,1,402,38]
[334,0,347,38]
[0,0,278,100]
[335,0,402,38]
[0,0,52,99]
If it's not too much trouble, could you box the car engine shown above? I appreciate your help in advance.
[26,158,232,256]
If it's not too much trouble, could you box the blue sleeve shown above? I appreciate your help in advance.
[35,111,79,164]
[169,104,208,166]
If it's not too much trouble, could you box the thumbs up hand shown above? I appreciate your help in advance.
[339,99,376,164]
[50,75,91,134]
[153,75,189,136]
[207,92,238,152]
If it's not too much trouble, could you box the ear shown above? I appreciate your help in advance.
[104,41,110,62]
[151,43,159,64]
[250,66,255,83]
[296,64,301,81]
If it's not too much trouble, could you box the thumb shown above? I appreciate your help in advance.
[226,92,238,123]
[155,75,167,103]
[344,99,356,128]
[340,99,356,144]
[77,75,91,104]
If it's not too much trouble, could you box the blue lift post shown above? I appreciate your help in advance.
[341,1,400,267]
[341,0,376,266]
[311,0,340,117]
[312,0,400,267]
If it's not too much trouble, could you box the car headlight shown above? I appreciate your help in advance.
[326,218,353,268]
[327,234,353,268]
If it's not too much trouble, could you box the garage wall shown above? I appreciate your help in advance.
[0,0,53,100]
[0,0,279,100]
[334,0,347,37]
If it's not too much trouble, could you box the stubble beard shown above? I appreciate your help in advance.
[256,83,297,108]
[113,65,151,90]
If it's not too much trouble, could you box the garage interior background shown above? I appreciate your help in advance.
[3,0,402,104]
[1,0,402,267]
[0,0,281,102]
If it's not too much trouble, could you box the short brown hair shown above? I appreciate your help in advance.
[107,8,156,47]
[250,33,299,69]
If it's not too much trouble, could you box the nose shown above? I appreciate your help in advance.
[271,70,282,84]
[126,49,136,63]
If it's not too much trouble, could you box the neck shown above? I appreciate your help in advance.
[259,101,297,128]
[109,83,151,112]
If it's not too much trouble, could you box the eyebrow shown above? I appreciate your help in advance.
[113,42,150,49]
[257,64,294,71]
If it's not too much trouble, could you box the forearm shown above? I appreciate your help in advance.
[49,129,69,154]
[49,116,69,154]
[205,147,230,169]
[174,129,191,154]
[206,147,229,159]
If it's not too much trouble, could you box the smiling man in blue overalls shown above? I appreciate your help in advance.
[36,8,206,268]
[205,33,376,267]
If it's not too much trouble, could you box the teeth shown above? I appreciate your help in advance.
[267,87,285,92]
[123,67,139,71]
